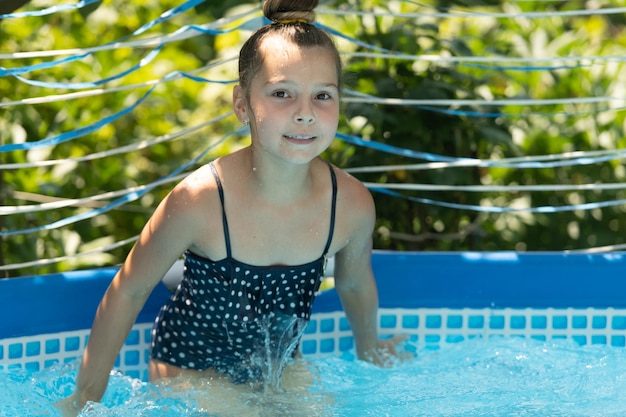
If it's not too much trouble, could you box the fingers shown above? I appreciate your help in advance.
[388,334,410,346]
[375,333,414,366]
[380,334,409,352]
[54,396,80,417]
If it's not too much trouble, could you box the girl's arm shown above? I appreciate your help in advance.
[333,178,405,366]
[332,177,382,362]
[334,234,381,362]
[68,178,203,409]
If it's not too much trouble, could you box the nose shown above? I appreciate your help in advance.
[295,113,315,124]
[294,100,315,124]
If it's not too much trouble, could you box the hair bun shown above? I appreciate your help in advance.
[263,0,319,25]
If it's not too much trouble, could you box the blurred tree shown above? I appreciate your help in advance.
[0,0,252,275]
[1,0,625,276]
[324,0,515,250]
[323,0,626,252]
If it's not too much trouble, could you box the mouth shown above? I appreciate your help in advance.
[283,134,317,143]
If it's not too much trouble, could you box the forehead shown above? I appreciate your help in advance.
[256,35,338,84]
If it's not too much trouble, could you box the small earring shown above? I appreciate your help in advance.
[242,119,249,126]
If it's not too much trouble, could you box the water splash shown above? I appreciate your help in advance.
[5,337,626,416]
[254,313,309,393]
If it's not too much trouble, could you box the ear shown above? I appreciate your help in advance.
[233,85,249,123]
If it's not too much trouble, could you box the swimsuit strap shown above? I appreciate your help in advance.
[323,161,338,256]
[209,160,337,260]
[209,162,232,259]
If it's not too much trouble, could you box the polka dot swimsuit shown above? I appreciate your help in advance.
[150,161,337,383]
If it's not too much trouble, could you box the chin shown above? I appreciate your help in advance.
[280,149,325,165]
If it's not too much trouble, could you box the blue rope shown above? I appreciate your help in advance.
[0,54,90,77]
[371,187,626,214]
[0,68,239,153]
[343,89,625,119]
[337,131,626,169]
[0,0,100,19]
[0,84,159,152]
[129,0,207,38]
[336,132,474,163]
[3,46,163,88]
[1,0,248,84]
[415,104,626,119]
[0,126,247,237]
[320,24,615,72]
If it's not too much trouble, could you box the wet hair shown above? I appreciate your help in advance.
[238,0,342,95]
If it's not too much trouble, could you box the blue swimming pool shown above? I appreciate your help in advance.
[2,251,626,416]
[3,251,626,376]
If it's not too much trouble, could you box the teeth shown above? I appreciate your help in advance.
[286,134,314,139]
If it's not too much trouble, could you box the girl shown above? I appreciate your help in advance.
[61,0,403,413]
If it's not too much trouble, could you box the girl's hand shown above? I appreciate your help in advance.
[55,395,81,417]
[370,334,411,367]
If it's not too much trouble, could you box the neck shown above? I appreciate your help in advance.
[242,147,317,203]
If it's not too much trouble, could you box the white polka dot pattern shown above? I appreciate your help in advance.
[150,251,324,382]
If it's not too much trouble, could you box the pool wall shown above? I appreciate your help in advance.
[2,251,626,380]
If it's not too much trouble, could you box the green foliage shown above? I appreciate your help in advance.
[1,0,248,275]
[327,0,515,250]
[1,0,626,276]
[325,0,626,252]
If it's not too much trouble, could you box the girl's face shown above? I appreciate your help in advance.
[234,36,340,165]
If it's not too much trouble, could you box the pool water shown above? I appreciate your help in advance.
[2,336,626,416]
[321,337,626,417]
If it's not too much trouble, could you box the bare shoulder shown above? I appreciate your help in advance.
[176,163,215,194]
[333,166,376,228]
[115,163,221,289]
[327,165,376,257]
[329,165,376,288]
[153,163,219,228]
[167,164,217,205]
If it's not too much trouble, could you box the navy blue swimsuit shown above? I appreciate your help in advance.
[150,161,337,383]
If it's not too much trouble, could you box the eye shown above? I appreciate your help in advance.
[272,90,291,98]
[316,92,334,100]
